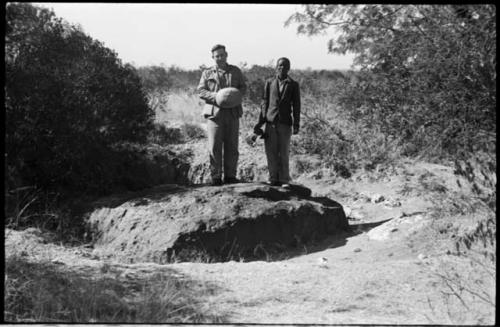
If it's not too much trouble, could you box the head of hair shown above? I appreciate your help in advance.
[211,44,226,53]
[277,57,291,68]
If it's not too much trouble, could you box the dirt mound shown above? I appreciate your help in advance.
[87,183,349,264]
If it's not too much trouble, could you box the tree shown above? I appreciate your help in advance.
[5,3,154,193]
[286,5,496,158]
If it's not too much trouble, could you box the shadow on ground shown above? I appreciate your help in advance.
[257,218,393,262]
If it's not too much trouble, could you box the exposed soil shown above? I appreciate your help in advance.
[4,157,495,324]
[86,183,348,264]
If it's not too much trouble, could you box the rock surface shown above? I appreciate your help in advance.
[87,183,349,264]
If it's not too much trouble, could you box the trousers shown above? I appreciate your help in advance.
[206,109,240,180]
[264,122,292,183]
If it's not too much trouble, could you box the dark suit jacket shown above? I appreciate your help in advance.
[260,76,300,129]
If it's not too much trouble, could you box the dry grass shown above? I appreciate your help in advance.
[291,93,404,176]
[4,253,224,323]
[4,228,224,323]
[418,154,496,325]
[424,247,495,325]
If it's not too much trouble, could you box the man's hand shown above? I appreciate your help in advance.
[211,92,218,104]
[293,126,299,135]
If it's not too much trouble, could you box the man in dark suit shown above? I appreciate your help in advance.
[255,57,301,188]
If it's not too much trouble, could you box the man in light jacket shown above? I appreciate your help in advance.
[197,44,247,186]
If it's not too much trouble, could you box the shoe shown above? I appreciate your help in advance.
[211,178,223,186]
[268,181,281,186]
[224,177,240,184]
[281,183,291,189]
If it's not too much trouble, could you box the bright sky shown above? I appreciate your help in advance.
[34,3,355,70]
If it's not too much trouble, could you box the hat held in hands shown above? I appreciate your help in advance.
[216,87,242,108]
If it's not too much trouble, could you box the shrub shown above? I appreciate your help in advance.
[5,3,154,195]
[241,64,275,105]
[136,65,171,93]
[182,123,206,140]
[286,5,496,161]
[148,123,184,145]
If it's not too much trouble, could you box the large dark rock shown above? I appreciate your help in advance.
[87,183,349,263]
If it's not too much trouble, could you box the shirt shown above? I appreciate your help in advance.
[278,78,286,97]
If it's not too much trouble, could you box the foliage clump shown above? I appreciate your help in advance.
[5,3,154,197]
[286,4,496,161]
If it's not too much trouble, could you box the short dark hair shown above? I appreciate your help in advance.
[211,44,226,53]
[277,57,291,68]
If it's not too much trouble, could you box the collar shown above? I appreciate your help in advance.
[213,64,231,73]
[276,75,291,83]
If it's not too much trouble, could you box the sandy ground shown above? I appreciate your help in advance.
[4,160,495,324]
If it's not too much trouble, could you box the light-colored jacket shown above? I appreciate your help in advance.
[197,64,246,119]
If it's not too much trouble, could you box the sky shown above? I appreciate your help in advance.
[33,3,355,71]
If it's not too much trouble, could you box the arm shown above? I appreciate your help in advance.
[197,70,217,105]
[292,82,301,134]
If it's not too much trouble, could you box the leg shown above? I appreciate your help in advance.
[206,117,223,181]
[264,123,279,183]
[277,123,292,184]
[223,111,240,180]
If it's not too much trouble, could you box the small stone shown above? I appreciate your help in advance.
[360,193,371,202]
[354,248,362,253]
[383,198,402,207]
[351,210,364,220]
[317,257,328,268]
[418,253,427,260]
[371,194,385,203]
[51,258,64,265]
[388,253,394,257]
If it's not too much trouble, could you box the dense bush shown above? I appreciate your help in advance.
[5,3,154,196]
[241,64,275,105]
[136,65,171,93]
[136,65,201,94]
[286,4,496,160]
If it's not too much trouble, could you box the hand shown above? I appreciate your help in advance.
[211,92,218,104]
[245,134,258,147]
[253,127,264,136]
[293,126,299,135]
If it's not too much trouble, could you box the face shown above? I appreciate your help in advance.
[212,48,228,66]
[276,59,290,78]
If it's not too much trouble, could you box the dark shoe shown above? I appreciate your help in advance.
[268,181,281,186]
[211,178,223,186]
[224,177,240,184]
